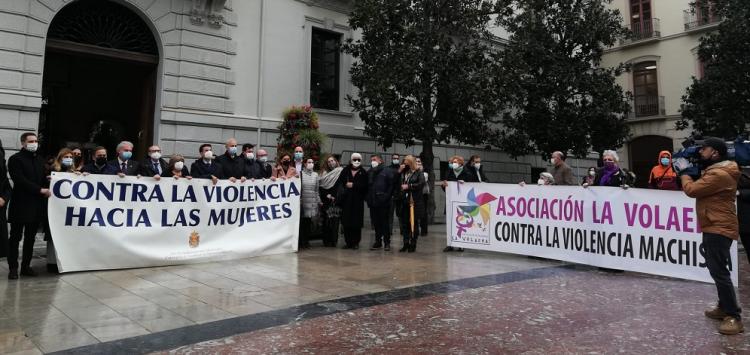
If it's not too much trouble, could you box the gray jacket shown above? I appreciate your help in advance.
[301,169,321,218]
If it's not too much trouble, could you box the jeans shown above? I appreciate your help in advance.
[703,233,741,319]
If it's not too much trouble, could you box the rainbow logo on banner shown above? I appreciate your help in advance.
[454,188,496,242]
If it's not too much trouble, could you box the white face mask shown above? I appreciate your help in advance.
[371,161,380,168]
[474,163,481,169]
[537,179,546,185]
[26,142,38,152]
[259,156,268,163]
[305,163,314,170]
[150,152,162,160]
[352,161,361,168]
[203,150,214,160]
[589,170,596,177]
[246,152,255,160]
[174,161,184,171]
[550,158,556,165]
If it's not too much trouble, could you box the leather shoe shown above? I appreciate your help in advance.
[8,269,18,280]
[20,267,37,277]
[719,316,744,335]
[384,244,391,251]
[705,305,729,320]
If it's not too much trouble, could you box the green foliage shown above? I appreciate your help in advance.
[277,105,326,166]
[494,0,631,158]
[677,0,750,138]
[341,0,505,170]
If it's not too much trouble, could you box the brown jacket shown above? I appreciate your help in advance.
[681,160,740,240]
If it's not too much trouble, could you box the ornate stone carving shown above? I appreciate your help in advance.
[191,0,227,28]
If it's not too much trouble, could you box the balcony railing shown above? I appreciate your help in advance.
[630,95,665,118]
[620,18,661,45]
[684,6,721,31]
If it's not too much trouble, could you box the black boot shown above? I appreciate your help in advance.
[407,238,417,253]
[8,269,18,280]
[20,267,37,277]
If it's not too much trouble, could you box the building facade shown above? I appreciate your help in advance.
[0,0,600,221]
[602,0,719,186]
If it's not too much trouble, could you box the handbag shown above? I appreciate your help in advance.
[656,168,679,190]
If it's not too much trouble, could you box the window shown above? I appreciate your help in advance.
[310,28,341,111]
[630,0,653,39]
[633,61,659,117]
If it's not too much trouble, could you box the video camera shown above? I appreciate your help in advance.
[672,135,750,180]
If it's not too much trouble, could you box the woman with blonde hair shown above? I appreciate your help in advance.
[399,155,425,253]
[164,154,191,179]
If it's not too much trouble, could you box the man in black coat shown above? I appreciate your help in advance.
[257,149,273,179]
[388,153,402,237]
[0,138,12,259]
[215,138,247,182]
[82,146,118,175]
[191,143,223,184]
[367,154,395,251]
[109,140,140,176]
[242,143,265,179]
[337,153,369,249]
[7,132,49,279]
[139,145,169,177]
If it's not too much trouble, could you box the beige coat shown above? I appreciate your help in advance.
[681,160,740,240]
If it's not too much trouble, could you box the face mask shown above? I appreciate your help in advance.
[371,161,380,168]
[228,146,238,156]
[604,161,615,168]
[26,143,38,152]
[589,170,596,177]
[95,157,107,165]
[352,161,361,168]
[294,152,304,160]
[203,150,214,160]
[305,163,314,170]
[660,157,670,166]
[259,156,268,163]
[550,158,555,165]
[174,161,184,171]
[74,156,82,164]
[62,157,73,167]
[392,159,400,165]
[121,151,132,160]
[474,163,481,169]
[150,152,162,160]
[537,179,546,185]
[282,160,290,166]
[453,164,462,171]
[246,152,255,160]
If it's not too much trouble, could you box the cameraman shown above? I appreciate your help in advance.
[680,137,742,335]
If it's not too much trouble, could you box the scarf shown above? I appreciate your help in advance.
[599,163,619,186]
[319,166,343,189]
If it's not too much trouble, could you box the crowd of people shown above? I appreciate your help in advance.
[0,132,746,334]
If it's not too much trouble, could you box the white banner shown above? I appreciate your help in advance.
[48,173,300,273]
[445,182,738,284]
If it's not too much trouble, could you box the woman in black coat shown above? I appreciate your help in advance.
[336,153,369,249]
[319,155,344,247]
[441,155,473,252]
[399,155,426,253]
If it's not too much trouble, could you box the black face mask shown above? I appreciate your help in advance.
[74,156,82,165]
[282,160,290,166]
[95,157,107,165]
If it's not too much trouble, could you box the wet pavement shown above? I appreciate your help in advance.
[0,228,748,354]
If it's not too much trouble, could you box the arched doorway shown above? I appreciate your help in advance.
[40,0,159,162]
[629,135,674,188]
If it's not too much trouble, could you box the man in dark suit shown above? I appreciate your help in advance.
[257,149,273,179]
[242,143,265,179]
[140,145,169,178]
[7,132,49,279]
[191,143,223,184]
[109,140,140,176]
[215,138,247,182]
[0,138,12,259]
[82,146,117,175]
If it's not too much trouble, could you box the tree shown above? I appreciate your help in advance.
[677,0,750,139]
[276,105,326,168]
[494,0,631,158]
[342,0,504,175]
